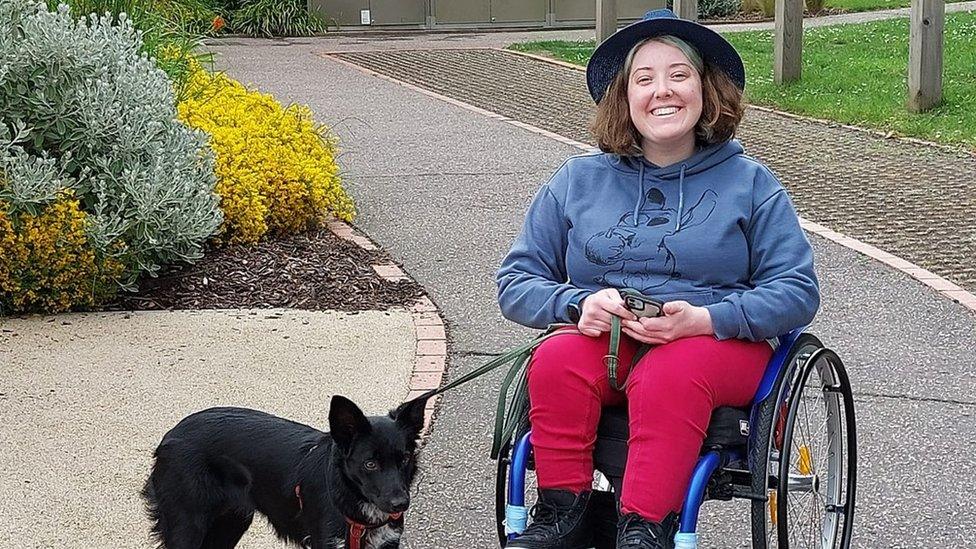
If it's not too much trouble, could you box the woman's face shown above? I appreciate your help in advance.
[626,41,703,156]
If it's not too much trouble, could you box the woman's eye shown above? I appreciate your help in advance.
[363,460,379,471]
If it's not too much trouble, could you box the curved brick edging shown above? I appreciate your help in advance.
[323,49,976,314]
[326,219,447,437]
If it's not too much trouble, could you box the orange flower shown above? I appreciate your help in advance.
[212,15,225,32]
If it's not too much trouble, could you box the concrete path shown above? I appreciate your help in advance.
[209,27,976,549]
[0,309,415,548]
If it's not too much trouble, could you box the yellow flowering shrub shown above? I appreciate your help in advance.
[0,194,124,314]
[178,61,355,244]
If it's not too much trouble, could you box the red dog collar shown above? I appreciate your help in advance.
[295,484,403,549]
[345,511,403,549]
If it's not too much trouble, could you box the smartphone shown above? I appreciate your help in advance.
[623,293,664,318]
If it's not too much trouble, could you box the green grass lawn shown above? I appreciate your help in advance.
[509,11,976,151]
[827,0,907,12]
[826,0,968,13]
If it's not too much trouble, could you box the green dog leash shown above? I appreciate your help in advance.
[605,315,625,391]
[411,310,633,458]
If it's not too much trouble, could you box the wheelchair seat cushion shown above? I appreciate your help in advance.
[593,406,750,478]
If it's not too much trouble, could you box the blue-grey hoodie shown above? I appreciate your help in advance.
[496,140,819,342]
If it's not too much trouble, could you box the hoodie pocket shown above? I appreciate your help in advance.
[654,290,717,307]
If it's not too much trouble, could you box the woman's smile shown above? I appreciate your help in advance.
[651,106,681,117]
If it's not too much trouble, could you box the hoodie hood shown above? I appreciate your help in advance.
[606,139,745,179]
[605,140,745,232]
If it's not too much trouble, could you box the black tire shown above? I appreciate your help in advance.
[496,439,512,548]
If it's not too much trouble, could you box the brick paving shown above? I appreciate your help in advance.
[331,48,976,294]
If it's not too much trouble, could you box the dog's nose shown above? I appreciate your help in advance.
[388,495,409,513]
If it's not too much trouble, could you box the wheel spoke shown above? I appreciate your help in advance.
[786,490,806,539]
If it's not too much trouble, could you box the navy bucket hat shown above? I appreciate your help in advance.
[586,9,746,104]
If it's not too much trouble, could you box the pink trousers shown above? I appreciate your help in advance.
[527,329,772,521]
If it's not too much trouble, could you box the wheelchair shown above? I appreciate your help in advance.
[495,329,856,548]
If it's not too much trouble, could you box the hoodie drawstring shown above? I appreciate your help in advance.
[676,163,687,231]
[633,162,645,227]
[633,159,686,230]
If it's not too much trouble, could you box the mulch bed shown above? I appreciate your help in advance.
[108,228,424,312]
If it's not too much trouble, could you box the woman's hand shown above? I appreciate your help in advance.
[578,288,637,337]
[621,300,714,345]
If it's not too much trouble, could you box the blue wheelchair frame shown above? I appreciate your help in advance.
[503,327,807,543]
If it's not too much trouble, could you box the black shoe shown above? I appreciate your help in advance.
[615,512,679,549]
[506,489,592,548]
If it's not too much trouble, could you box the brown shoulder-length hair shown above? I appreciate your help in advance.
[589,36,745,156]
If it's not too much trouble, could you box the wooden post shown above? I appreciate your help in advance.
[596,0,617,44]
[774,0,803,84]
[674,0,698,21]
[908,0,945,112]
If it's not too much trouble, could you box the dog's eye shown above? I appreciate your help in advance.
[363,460,379,471]
[401,453,411,464]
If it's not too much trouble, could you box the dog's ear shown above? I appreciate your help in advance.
[329,395,371,448]
[391,394,429,439]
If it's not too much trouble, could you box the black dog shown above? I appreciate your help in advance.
[142,394,428,549]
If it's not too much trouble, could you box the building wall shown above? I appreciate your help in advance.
[308,0,666,29]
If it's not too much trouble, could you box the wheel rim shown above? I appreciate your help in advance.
[767,348,852,549]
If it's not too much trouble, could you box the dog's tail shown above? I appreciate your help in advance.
[140,474,159,521]
[142,438,253,548]
[141,439,177,548]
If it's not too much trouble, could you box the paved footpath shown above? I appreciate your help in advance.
[210,9,976,547]
[0,310,416,548]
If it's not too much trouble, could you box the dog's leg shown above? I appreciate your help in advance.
[304,525,346,549]
[157,518,208,549]
[201,512,254,549]
[305,537,343,549]
[306,535,347,549]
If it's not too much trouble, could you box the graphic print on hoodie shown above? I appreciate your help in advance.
[496,140,820,342]
[584,187,717,292]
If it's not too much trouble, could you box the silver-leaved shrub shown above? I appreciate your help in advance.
[0,0,221,283]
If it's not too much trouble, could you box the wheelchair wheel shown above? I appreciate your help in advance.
[750,336,856,549]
